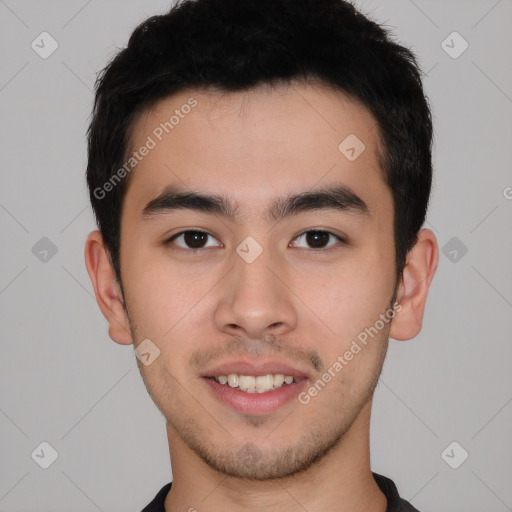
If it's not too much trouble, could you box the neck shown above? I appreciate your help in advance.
[164,401,387,512]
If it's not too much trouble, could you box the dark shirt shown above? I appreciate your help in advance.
[140,472,419,511]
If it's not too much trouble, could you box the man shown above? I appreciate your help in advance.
[84,0,438,510]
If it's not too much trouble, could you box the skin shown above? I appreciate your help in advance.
[85,81,438,511]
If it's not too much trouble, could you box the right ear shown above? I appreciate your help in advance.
[84,230,133,345]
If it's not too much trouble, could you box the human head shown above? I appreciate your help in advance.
[86,0,433,290]
[84,0,438,485]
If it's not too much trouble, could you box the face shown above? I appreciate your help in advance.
[117,82,398,479]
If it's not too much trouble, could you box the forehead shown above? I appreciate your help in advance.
[123,82,388,220]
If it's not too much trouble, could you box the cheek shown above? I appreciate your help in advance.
[121,243,205,332]
[302,260,394,342]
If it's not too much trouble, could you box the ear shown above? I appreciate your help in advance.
[84,230,133,345]
[389,228,439,341]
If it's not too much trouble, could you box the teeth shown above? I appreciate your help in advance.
[273,374,285,387]
[238,375,255,390]
[214,373,296,392]
[255,375,273,391]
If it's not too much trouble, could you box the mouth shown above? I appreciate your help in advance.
[201,361,310,415]
[207,373,301,393]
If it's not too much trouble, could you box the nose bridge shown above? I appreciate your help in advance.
[214,235,297,338]
[235,237,278,295]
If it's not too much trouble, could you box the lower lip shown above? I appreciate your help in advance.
[203,377,307,415]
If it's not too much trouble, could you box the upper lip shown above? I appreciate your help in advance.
[201,359,312,380]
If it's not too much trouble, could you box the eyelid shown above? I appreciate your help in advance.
[166,229,222,251]
[289,229,347,250]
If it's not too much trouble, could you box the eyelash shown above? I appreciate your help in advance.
[165,229,346,253]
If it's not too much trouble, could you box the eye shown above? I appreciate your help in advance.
[290,230,345,250]
[166,230,222,250]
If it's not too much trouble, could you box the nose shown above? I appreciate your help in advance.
[214,244,298,340]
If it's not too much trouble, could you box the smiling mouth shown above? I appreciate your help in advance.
[207,373,303,393]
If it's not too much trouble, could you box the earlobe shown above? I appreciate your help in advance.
[84,230,133,345]
[389,229,439,341]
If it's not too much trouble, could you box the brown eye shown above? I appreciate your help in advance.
[291,230,344,250]
[306,231,330,248]
[168,230,221,250]
[184,231,208,248]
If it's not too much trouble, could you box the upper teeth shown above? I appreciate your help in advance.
[215,373,295,392]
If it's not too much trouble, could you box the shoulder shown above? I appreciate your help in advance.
[140,481,172,512]
[372,472,421,512]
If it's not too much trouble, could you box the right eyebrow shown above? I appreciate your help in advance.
[142,185,238,219]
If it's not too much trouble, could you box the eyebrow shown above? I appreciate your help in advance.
[141,183,370,223]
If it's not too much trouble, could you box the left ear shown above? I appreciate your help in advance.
[390,228,439,341]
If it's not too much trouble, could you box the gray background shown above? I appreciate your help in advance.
[1,0,511,510]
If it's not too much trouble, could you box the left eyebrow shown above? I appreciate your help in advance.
[141,183,370,223]
[268,184,370,223]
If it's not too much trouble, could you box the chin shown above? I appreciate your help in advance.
[182,423,348,481]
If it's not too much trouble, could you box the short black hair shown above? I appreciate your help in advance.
[86,0,433,285]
